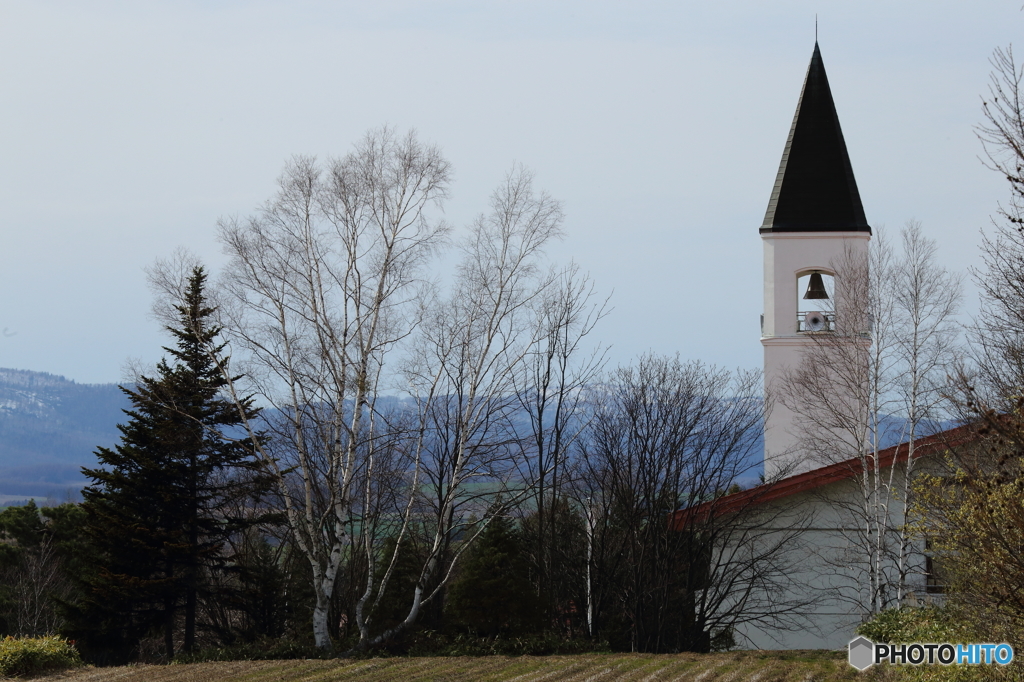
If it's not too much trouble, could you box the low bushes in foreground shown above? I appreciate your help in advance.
[857,606,1021,682]
[857,605,967,645]
[172,637,330,663]
[173,631,608,663]
[0,635,82,677]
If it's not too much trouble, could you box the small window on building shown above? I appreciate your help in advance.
[925,539,945,594]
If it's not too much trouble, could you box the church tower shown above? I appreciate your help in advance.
[762,43,871,479]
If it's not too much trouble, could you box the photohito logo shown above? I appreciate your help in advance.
[848,636,1015,670]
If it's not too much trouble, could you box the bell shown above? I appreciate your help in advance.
[803,272,829,300]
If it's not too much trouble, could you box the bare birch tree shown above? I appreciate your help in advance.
[513,264,607,627]
[214,128,452,649]
[0,529,76,636]
[780,234,897,616]
[208,146,591,651]
[356,166,568,648]
[781,224,961,617]
[890,221,962,600]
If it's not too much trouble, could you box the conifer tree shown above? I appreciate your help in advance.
[72,267,263,662]
[446,515,540,638]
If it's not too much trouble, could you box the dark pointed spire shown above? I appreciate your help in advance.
[760,43,870,233]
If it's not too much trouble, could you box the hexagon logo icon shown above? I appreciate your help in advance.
[849,636,875,670]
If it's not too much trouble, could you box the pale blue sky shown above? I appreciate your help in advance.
[0,1,1017,384]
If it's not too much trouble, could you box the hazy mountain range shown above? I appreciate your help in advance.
[0,368,128,504]
[0,367,950,507]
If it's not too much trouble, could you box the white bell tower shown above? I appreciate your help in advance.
[761,43,871,480]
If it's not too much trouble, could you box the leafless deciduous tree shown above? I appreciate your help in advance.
[365,166,570,648]
[1,532,75,637]
[978,46,1024,228]
[890,222,962,599]
[202,137,597,651]
[575,355,815,652]
[512,264,608,626]
[780,224,961,618]
[215,127,452,649]
[909,46,1024,643]
[782,235,894,617]
[970,46,1024,402]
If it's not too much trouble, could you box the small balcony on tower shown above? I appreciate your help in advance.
[797,310,833,333]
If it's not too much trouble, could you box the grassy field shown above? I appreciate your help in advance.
[26,651,887,682]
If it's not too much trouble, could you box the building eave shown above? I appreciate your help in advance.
[671,423,976,530]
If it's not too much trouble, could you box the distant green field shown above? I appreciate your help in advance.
[31,651,888,682]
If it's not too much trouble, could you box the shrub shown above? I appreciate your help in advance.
[857,607,1020,682]
[0,635,82,677]
[856,606,966,643]
[173,637,329,663]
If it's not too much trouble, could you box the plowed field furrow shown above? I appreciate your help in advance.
[688,659,729,679]
[28,651,869,682]
[470,657,575,682]
[589,658,666,682]
[504,663,579,682]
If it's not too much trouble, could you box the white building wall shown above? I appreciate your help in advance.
[727,465,935,650]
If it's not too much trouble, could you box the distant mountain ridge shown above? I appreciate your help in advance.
[0,368,129,503]
[0,367,955,507]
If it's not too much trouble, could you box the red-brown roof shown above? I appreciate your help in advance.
[671,423,975,530]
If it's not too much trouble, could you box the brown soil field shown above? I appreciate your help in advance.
[25,651,887,682]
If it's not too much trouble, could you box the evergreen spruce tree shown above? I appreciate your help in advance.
[71,267,263,662]
[446,515,541,638]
